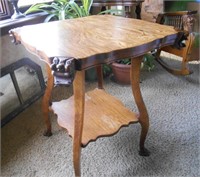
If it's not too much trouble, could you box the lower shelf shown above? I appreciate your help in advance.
[52,88,139,146]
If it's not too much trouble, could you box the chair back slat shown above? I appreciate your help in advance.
[163,15,184,31]
[156,11,197,33]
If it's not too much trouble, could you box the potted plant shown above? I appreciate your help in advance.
[111,58,131,85]
[25,0,120,21]
[111,53,155,85]
[25,0,94,21]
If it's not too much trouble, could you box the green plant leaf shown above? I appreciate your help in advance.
[117,58,131,65]
[69,1,83,17]
[51,2,62,10]
[44,14,57,22]
[24,3,52,14]
[80,6,87,16]
[142,53,155,71]
[58,9,66,20]
[81,0,93,16]
[98,9,124,15]
[55,0,68,4]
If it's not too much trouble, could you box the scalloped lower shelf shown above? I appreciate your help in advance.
[51,89,139,146]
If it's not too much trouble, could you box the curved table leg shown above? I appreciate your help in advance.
[130,56,150,156]
[42,64,54,136]
[73,70,85,177]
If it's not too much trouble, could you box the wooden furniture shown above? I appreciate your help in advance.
[10,15,180,176]
[155,10,199,75]
[89,0,144,19]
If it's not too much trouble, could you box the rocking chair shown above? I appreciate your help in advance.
[155,10,199,75]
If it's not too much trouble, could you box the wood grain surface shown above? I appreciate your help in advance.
[10,15,178,69]
[52,88,139,146]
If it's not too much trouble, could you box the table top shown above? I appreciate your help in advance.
[10,15,178,70]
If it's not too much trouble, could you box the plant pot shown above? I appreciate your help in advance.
[111,62,131,85]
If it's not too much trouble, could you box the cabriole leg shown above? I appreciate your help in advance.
[42,64,54,136]
[73,70,85,177]
[130,56,150,156]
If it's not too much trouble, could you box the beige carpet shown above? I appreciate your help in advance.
[1,58,199,177]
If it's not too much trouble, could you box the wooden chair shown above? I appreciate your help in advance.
[155,11,199,75]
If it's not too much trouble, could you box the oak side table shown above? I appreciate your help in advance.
[10,15,180,176]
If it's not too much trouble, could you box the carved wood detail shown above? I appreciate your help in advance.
[50,57,75,86]
[182,12,197,33]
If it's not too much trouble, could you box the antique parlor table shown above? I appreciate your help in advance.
[10,15,180,176]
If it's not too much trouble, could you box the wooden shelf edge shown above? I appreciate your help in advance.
[51,89,139,146]
[81,119,139,147]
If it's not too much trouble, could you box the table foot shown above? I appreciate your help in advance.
[43,130,53,137]
[139,147,150,156]
[73,147,81,177]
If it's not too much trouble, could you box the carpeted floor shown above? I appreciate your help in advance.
[1,58,200,177]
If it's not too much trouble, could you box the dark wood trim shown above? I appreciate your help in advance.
[74,33,179,70]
